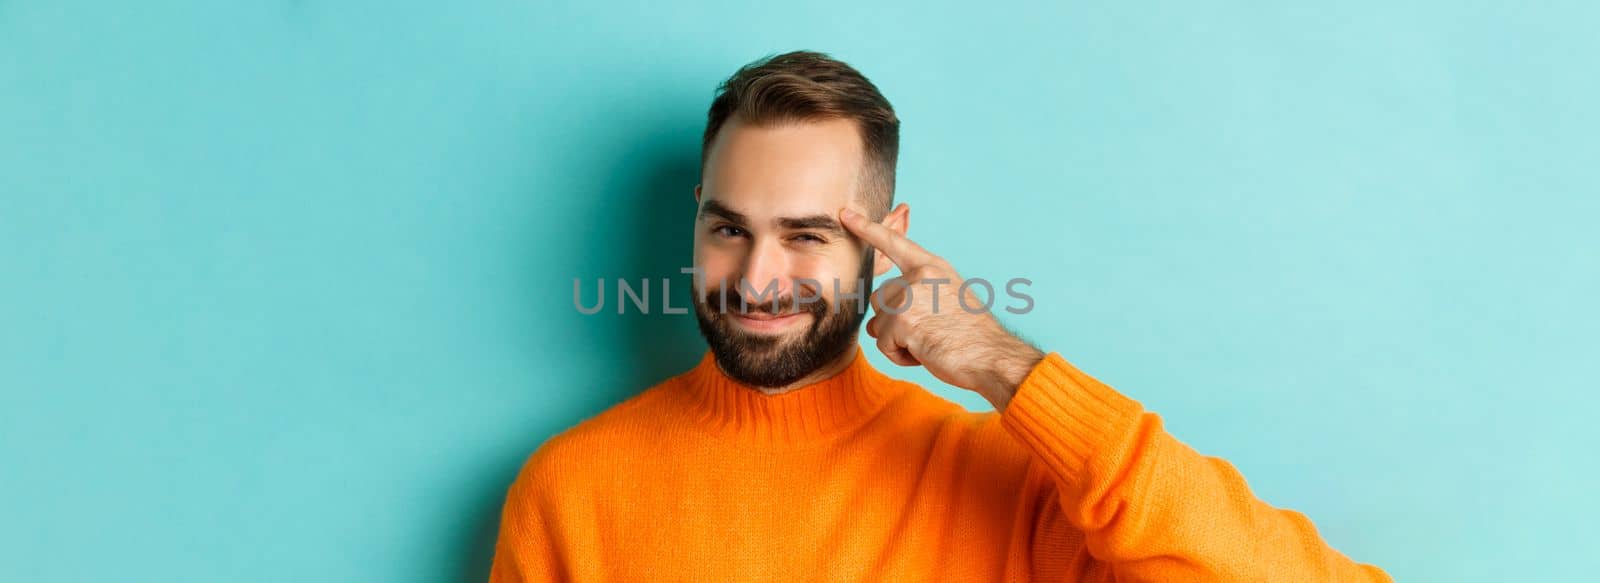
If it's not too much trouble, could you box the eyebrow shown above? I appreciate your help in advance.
[698,200,748,225]
[778,215,846,235]
[699,199,847,236]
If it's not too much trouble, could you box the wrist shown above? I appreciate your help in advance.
[978,340,1045,411]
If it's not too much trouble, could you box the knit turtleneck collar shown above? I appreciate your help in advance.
[676,344,909,445]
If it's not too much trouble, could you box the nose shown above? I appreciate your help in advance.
[738,237,792,306]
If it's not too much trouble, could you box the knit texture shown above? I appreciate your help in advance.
[489,345,1391,581]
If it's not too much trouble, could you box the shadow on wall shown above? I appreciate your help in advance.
[453,105,710,581]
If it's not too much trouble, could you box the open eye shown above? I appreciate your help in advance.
[792,233,826,244]
[712,225,747,238]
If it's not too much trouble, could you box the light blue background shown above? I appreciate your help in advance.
[3,2,1596,581]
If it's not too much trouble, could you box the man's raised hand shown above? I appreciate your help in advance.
[838,207,1045,410]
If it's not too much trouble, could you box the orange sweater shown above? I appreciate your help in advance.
[489,345,1390,581]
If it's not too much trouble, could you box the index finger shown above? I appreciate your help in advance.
[838,208,937,270]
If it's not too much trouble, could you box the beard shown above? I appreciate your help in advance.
[692,255,874,389]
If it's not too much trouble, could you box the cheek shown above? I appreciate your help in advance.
[693,245,740,285]
[789,253,860,298]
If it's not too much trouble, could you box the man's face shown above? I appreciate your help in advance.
[691,117,884,388]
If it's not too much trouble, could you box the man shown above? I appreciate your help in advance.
[489,51,1391,581]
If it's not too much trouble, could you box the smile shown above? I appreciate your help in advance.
[730,311,809,333]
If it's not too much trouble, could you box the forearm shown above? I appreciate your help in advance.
[999,352,1391,581]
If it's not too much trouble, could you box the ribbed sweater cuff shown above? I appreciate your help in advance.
[999,352,1144,483]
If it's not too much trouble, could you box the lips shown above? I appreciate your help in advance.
[730,310,808,332]
[737,311,797,320]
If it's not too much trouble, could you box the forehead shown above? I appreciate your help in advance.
[701,117,863,218]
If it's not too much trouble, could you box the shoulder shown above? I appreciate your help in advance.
[877,384,1045,510]
[889,383,1036,468]
[507,376,685,499]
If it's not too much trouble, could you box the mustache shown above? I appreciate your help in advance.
[702,285,828,316]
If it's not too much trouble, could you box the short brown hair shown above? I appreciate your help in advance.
[701,50,900,218]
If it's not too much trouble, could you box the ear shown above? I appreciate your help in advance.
[694,184,702,202]
[871,203,911,277]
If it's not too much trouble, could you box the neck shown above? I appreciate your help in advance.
[677,340,908,445]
